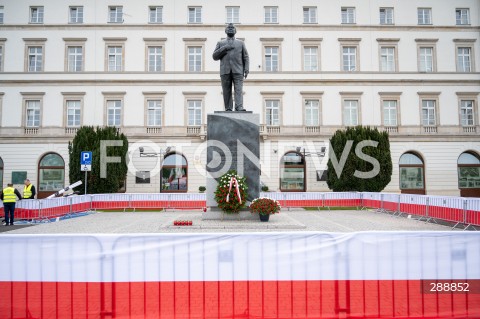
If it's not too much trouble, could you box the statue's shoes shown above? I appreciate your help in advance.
[226,109,233,111]
[235,108,246,111]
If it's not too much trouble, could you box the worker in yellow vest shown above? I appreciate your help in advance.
[1,183,22,226]
[23,179,36,199]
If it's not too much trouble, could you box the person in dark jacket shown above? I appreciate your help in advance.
[23,179,36,199]
[1,183,22,226]
[212,23,249,111]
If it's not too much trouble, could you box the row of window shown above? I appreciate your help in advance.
[0,5,472,26]
[0,153,65,196]
[398,152,480,193]
[0,150,478,195]
[279,151,480,193]
[13,92,478,129]
[0,38,475,73]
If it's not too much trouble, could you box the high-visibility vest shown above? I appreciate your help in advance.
[3,187,17,203]
[24,184,33,198]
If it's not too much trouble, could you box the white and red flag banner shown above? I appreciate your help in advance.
[1,232,479,318]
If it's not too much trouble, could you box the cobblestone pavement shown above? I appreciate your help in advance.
[1,208,459,234]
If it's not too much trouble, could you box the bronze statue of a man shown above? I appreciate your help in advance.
[212,23,249,111]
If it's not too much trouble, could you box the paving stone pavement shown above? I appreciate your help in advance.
[1,208,459,234]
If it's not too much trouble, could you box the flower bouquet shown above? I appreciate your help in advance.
[214,170,248,213]
[249,197,281,221]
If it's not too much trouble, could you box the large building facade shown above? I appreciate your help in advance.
[0,0,479,198]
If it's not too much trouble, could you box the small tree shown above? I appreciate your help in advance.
[68,126,129,194]
[327,126,392,192]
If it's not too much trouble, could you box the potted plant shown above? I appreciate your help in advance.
[214,170,247,213]
[249,197,281,222]
[198,186,206,193]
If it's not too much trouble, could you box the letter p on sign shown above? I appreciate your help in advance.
[81,151,92,165]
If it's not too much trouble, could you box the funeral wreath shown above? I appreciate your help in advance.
[214,170,248,213]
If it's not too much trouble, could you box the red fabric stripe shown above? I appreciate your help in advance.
[1,280,479,319]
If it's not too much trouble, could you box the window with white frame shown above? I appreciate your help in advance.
[457,47,472,72]
[341,7,355,24]
[67,46,83,72]
[264,6,278,23]
[188,46,202,72]
[108,6,123,23]
[107,46,122,71]
[265,46,279,72]
[147,100,162,126]
[379,7,393,25]
[417,8,431,25]
[28,46,43,72]
[342,46,357,71]
[305,100,320,126]
[419,47,434,72]
[107,100,122,126]
[188,7,202,23]
[421,100,436,126]
[226,6,239,24]
[149,6,163,23]
[303,7,317,24]
[380,47,395,72]
[0,6,4,24]
[187,100,202,126]
[460,100,474,126]
[26,100,40,127]
[69,6,83,23]
[456,8,470,25]
[343,100,358,126]
[265,100,280,126]
[303,46,318,71]
[30,6,44,23]
[148,46,163,72]
[383,100,398,126]
[66,100,81,127]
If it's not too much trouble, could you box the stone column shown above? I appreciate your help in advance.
[206,111,260,210]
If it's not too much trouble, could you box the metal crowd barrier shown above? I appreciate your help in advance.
[0,192,478,228]
[1,233,479,318]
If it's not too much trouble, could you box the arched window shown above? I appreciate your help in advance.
[280,151,306,192]
[399,152,425,195]
[38,153,65,199]
[161,153,188,192]
[0,157,3,188]
[458,152,480,197]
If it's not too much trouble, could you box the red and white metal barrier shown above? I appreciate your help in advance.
[324,191,361,207]
[12,199,40,220]
[91,193,130,210]
[1,232,479,318]
[382,192,401,212]
[427,195,465,224]
[282,192,323,207]
[1,192,479,227]
[168,193,206,209]
[361,192,383,209]
[465,198,480,227]
[399,194,429,218]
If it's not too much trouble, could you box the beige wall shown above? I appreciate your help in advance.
[0,0,479,195]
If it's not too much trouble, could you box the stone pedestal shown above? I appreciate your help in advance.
[206,111,260,212]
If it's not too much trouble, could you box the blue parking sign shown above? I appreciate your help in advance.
[81,151,92,165]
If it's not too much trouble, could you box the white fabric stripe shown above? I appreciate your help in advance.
[1,232,479,282]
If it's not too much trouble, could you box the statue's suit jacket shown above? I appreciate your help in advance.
[212,38,249,75]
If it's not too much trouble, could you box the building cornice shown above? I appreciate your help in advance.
[453,38,477,43]
[415,38,439,43]
[22,38,47,42]
[2,24,479,32]
[62,38,87,42]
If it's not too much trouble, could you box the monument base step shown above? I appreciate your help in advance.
[202,208,258,220]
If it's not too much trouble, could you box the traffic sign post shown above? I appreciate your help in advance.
[81,152,92,194]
